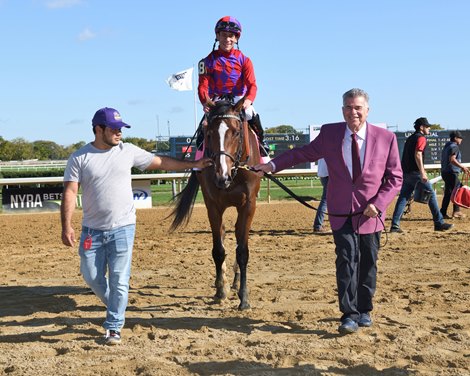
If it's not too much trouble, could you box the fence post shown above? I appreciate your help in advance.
[172,179,177,198]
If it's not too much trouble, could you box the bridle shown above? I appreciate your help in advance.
[207,113,248,184]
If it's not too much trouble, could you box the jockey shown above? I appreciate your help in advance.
[196,16,270,163]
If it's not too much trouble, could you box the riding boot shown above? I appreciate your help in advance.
[248,114,270,159]
[193,117,207,171]
[196,116,206,151]
[194,116,207,164]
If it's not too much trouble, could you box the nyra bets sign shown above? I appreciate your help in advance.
[2,187,64,212]
[2,180,153,212]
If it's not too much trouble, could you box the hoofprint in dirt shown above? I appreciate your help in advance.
[0,201,468,375]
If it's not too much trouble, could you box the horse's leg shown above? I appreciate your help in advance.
[207,205,229,302]
[231,259,240,290]
[234,201,256,310]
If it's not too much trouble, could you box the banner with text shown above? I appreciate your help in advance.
[2,180,152,212]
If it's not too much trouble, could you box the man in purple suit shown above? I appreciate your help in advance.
[254,88,403,335]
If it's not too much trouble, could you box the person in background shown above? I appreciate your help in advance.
[196,16,269,163]
[61,107,211,345]
[440,131,469,219]
[313,158,329,233]
[390,117,453,232]
[254,88,402,335]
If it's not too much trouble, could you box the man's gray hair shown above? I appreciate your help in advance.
[342,88,369,106]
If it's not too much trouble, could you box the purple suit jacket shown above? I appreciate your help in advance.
[272,122,403,234]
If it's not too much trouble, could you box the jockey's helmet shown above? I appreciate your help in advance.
[215,16,242,38]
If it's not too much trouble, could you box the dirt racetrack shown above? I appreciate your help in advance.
[0,200,469,376]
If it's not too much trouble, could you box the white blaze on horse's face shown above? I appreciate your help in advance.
[218,121,229,179]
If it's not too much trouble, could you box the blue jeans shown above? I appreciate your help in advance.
[79,224,136,331]
[313,176,328,229]
[391,172,444,228]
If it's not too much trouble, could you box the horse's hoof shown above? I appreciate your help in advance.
[214,293,227,303]
[238,302,251,311]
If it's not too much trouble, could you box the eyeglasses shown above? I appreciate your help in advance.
[216,21,241,32]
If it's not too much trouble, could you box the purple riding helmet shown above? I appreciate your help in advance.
[214,16,242,38]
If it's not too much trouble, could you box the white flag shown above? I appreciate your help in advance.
[166,67,193,91]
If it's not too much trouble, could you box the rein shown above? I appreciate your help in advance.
[241,166,359,218]
[181,125,201,160]
[241,165,389,244]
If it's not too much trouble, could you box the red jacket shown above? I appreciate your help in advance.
[198,48,257,104]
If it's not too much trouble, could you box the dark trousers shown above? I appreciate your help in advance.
[332,218,381,322]
[441,171,460,216]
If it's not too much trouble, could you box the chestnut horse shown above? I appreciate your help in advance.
[170,98,261,310]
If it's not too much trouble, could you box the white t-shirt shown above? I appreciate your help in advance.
[64,142,154,230]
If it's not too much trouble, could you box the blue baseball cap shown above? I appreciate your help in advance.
[92,107,131,129]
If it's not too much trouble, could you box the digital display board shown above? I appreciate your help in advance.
[169,137,197,161]
[395,130,470,165]
[264,133,311,169]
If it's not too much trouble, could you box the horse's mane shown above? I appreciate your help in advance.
[207,100,241,125]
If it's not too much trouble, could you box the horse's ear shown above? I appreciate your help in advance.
[234,96,245,113]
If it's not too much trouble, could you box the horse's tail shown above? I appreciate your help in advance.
[168,171,200,232]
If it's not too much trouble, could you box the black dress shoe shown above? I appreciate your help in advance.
[358,313,373,327]
[434,223,453,231]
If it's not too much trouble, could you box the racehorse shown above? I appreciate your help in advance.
[170,97,261,310]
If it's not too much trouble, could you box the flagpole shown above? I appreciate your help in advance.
[193,64,198,130]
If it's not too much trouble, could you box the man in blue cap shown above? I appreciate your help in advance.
[60,107,211,345]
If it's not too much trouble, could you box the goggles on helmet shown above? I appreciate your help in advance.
[215,20,241,35]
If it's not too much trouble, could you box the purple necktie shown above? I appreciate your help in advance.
[351,133,361,182]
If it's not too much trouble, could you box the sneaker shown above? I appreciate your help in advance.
[338,318,358,335]
[434,223,453,231]
[441,214,452,220]
[313,227,330,235]
[105,330,121,345]
[389,226,403,233]
[452,212,466,219]
[358,313,373,327]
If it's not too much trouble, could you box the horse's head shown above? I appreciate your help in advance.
[205,97,245,189]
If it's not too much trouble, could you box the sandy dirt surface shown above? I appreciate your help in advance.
[0,200,469,376]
